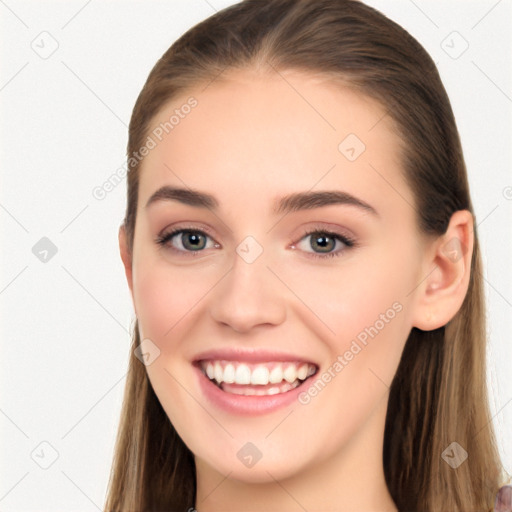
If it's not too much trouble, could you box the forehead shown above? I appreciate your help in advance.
[137,68,411,216]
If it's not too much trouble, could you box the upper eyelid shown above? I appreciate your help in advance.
[159,220,353,238]
[159,223,218,240]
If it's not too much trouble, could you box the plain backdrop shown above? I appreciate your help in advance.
[1,0,511,509]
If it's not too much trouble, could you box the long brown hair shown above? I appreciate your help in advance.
[105,1,509,510]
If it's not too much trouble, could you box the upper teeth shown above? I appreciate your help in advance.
[202,360,316,386]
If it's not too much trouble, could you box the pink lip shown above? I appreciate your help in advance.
[192,348,317,365]
[193,365,315,416]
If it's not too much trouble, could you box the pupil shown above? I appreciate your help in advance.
[313,234,334,252]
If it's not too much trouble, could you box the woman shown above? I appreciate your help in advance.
[105,0,510,510]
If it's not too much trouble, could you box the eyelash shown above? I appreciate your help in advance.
[155,225,356,260]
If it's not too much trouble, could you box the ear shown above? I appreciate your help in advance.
[411,210,474,331]
[118,224,134,297]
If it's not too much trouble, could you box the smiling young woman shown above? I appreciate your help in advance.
[105,1,510,511]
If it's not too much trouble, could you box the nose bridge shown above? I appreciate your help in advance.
[209,237,286,332]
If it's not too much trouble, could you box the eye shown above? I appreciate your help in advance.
[155,225,355,259]
[292,229,355,259]
[155,227,219,255]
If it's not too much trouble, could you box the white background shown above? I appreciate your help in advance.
[1,0,511,509]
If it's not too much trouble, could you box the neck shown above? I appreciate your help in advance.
[194,394,398,512]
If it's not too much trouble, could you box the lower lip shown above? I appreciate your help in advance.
[194,365,312,416]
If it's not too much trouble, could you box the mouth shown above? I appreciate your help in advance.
[197,359,318,396]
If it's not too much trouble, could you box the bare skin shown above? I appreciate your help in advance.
[119,68,473,512]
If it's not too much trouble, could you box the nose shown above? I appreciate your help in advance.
[209,250,287,333]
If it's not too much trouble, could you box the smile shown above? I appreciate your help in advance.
[198,360,318,396]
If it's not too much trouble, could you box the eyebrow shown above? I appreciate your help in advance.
[145,186,218,210]
[145,186,378,216]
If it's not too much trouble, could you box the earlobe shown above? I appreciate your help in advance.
[411,210,474,331]
[118,224,134,295]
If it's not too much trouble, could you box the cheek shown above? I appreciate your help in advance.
[132,257,212,341]
[281,250,412,344]
[133,271,180,341]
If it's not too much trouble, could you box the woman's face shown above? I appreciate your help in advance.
[123,69,431,483]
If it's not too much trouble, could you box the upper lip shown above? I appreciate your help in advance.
[192,348,319,367]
